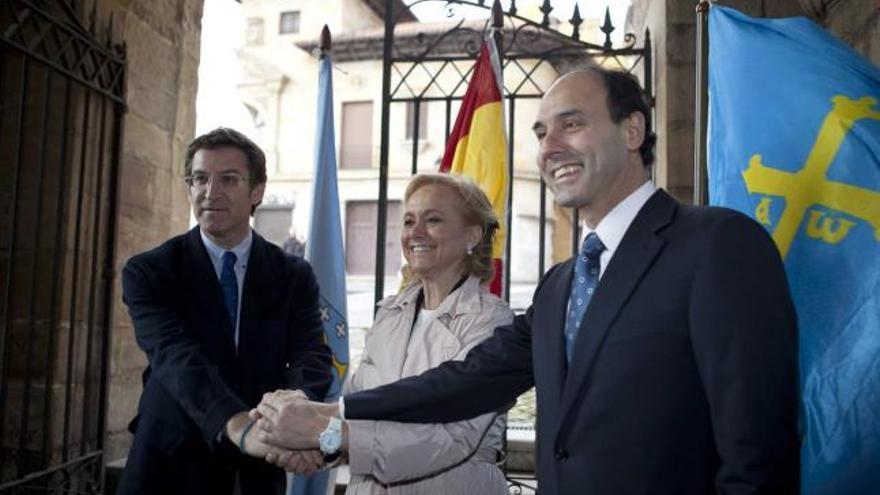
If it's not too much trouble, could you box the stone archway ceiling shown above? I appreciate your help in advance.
[798,0,830,19]
[234,0,415,21]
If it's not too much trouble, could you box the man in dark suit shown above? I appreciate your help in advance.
[254,69,800,494]
[117,128,332,494]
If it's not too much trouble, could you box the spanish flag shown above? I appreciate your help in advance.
[440,38,508,296]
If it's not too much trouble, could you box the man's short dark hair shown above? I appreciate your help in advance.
[184,127,268,186]
[589,68,657,168]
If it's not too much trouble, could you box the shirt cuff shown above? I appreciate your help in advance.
[338,395,347,420]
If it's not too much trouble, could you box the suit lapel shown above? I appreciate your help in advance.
[556,191,677,433]
[238,232,277,353]
[537,259,575,414]
[381,284,424,380]
[183,227,228,322]
[181,228,238,356]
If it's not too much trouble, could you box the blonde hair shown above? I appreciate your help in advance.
[400,173,500,287]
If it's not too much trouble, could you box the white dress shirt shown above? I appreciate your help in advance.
[584,180,657,279]
[200,229,253,347]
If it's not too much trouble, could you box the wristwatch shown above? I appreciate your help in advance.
[318,416,343,461]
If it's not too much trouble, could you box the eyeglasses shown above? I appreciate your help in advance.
[184,172,251,190]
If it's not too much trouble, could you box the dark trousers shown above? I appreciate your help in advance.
[117,429,285,495]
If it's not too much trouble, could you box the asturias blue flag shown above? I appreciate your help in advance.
[291,50,348,495]
[708,5,880,494]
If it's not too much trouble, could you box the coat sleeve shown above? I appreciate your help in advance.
[281,259,333,401]
[688,213,800,494]
[343,294,398,396]
[345,304,512,483]
[122,257,246,446]
[346,414,503,484]
[344,282,544,423]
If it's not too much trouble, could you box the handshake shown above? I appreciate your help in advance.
[225,389,345,475]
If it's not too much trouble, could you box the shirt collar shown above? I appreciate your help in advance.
[585,180,656,254]
[379,275,484,316]
[200,228,253,268]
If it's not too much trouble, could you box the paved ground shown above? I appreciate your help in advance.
[344,277,538,424]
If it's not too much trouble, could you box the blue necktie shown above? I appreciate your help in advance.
[564,233,605,363]
[220,251,238,335]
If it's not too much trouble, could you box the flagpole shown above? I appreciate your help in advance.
[374,0,394,308]
[490,0,512,301]
[491,0,503,52]
[319,24,330,59]
[694,0,710,206]
[295,24,342,495]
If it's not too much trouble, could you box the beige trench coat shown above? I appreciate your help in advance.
[344,276,514,495]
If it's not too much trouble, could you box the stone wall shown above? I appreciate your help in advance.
[805,0,879,63]
[104,0,204,462]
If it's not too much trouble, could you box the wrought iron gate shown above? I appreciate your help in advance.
[373,0,652,304]
[0,0,125,492]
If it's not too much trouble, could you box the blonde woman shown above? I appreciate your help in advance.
[254,173,513,494]
[342,173,511,494]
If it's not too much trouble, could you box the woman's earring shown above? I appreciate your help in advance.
[467,246,473,256]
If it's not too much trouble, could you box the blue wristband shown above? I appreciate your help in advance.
[239,419,256,452]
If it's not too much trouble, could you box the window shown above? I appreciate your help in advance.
[246,17,264,45]
[345,201,402,275]
[405,101,428,140]
[341,102,373,169]
[279,11,300,34]
[254,206,292,247]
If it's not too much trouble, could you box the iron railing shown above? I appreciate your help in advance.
[373,0,653,305]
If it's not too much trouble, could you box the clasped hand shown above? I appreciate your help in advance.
[244,389,341,474]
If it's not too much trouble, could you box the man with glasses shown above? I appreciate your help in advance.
[117,128,332,494]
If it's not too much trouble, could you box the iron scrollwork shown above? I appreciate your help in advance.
[0,0,126,102]
[386,0,647,101]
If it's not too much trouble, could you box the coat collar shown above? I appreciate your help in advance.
[378,275,485,318]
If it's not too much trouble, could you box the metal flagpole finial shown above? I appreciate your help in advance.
[491,0,503,29]
[489,0,504,36]
[319,24,332,53]
[696,0,711,13]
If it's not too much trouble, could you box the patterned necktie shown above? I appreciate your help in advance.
[564,233,605,363]
[220,251,238,334]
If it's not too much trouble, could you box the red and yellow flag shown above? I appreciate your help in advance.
[440,38,508,296]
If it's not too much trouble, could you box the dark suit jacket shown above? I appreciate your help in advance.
[346,190,799,495]
[117,227,332,495]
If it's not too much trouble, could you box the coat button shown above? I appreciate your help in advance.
[554,449,568,461]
